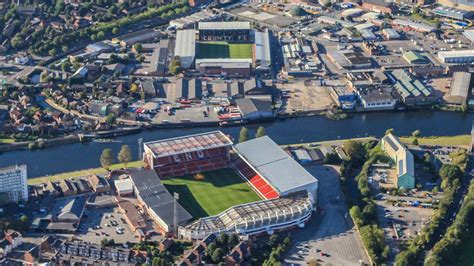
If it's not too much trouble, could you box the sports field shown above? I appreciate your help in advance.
[161,168,261,218]
[196,42,253,59]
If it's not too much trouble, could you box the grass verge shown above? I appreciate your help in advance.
[399,135,471,147]
[28,160,144,185]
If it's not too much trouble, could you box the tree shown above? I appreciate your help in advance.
[118,145,132,166]
[385,128,394,136]
[412,130,421,138]
[218,233,228,245]
[133,43,143,53]
[20,215,28,223]
[255,126,266,138]
[48,48,57,57]
[211,248,224,263]
[207,242,217,255]
[343,140,366,163]
[100,148,115,169]
[101,238,109,246]
[105,113,116,124]
[97,31,105,39]
[239,127,249,143]
[112,27,119,35]
[169,57,182,75]
[412,138,419,145]
[439,164,462,185]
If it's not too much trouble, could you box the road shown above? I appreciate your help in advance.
[420,134,473,263]
[284,165,370,266]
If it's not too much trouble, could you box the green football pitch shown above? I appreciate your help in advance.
[161,168,261,218]
[196,42,253,59]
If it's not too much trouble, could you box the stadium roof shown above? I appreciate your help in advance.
[129,170,192,226]
[144,131,233,158]
[181,191,312,237]
[198,21,251,30]
[234,136,318,194]
[174,29,196,58]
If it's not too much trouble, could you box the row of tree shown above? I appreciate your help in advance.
[100,145,132,169]
[238,126,266,143]
[425,179,474,265]
[344,140,391,264]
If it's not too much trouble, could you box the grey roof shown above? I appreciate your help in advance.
[174,30,196,58]
[382,134,402,152]
[235,97,272,116]
[129,170,192,225]
[52,195,87,221]
[198,21,251,30]
[450,72,471,99]
[234,136,318,194]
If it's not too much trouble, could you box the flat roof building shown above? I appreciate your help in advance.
[0,165,28,204]
[438,50,474,64]
[391,69,436,105]
[198,21,251,30]
[174,29,196,69]
[382,28,401,40]
[431,6,472,21]
[447,72,471,105]
[392,19,435,33]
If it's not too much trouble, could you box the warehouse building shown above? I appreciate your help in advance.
[392,19,435,33]
[438,50,474,64]
[403,51,430,65]
[446,72,471,105]
[174,29,196,69]
[254,29,272,69]
[382,28,400,40]
[235,96,274,120]
[381,134,415,189]
[391,69,437,105]
[431,6,472,21]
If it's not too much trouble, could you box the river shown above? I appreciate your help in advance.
[1,111,472,178]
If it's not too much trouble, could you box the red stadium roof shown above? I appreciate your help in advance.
[144,131,233,158]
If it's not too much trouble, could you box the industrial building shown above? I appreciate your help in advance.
[391,69,437,105]
[0,165,28,204]
[431,6,473,21]
[446,72,471,105]
[392,19,435,33]
[403,51,430,65]
[438,50,474,64]
[382,28,401,40]
[174,29,196,69]
[381,134,415,189]
[438,0,474,11]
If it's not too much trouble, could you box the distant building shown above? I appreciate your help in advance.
[382,28,401,40]
[361,0,397,14]
[0,165,28,204]
[438,0,474,11]
[381,134,415,189]
[438,50,474,64]
[403,51,430,65]
[446,72,471,106]
[431,6,473,21]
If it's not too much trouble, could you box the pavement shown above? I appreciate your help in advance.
[284,165,370,266]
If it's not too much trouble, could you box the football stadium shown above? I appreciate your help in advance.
[142,131,318,240]
[174,21,272,77]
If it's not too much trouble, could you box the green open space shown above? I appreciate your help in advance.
[399,135,471,147]
[28,160,144,185]
[161,168,261,218]
[196,42,253,59]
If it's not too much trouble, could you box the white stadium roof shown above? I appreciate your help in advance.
[234,136,318,195]
[198,21,251,30]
